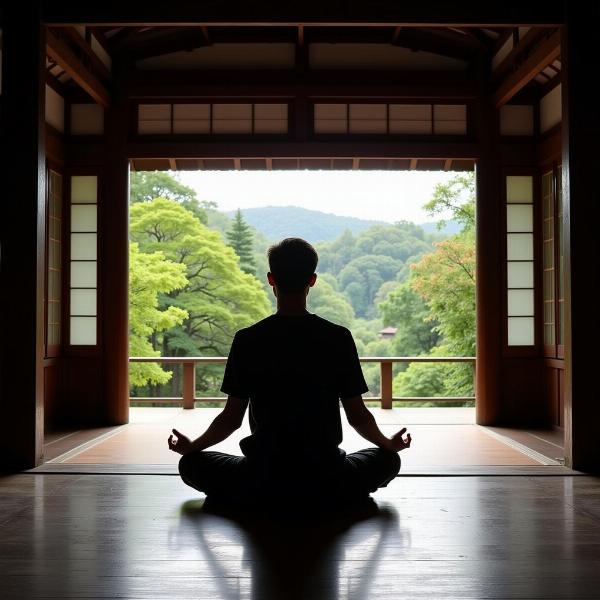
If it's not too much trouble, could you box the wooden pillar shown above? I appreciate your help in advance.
[182,363,196,409]
[561,11,600,471]
[0,5,46,469]
[102,77,130,425]
[475,69,503,426]
[380,361,393,410]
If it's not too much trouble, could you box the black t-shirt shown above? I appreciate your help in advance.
[220,312,369,469]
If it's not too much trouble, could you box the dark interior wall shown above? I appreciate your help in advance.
[561,7,600,471]
[0,6,46,469]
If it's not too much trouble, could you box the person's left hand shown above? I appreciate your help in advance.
[168,428,192,455]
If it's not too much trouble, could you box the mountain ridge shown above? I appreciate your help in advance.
[226,205,458,242]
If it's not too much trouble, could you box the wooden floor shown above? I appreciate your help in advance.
[1,471,600,599]
[44,408,559,468]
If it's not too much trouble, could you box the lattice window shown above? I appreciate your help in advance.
[506,175,535,346]
[542,171,555,347]
[70,176,98,346]
[138,103,289,135]
[542,166,565,356]
[313,102,467,135]
[46,169,63,353]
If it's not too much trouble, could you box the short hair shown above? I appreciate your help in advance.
[267,237,318,293]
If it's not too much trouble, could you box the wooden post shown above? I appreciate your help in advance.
[103,74,129,425]
[561,12,600,471]
[0,5,46,470]
[380,361,393,409]
[475,57,503,426]
[183,363,196,409]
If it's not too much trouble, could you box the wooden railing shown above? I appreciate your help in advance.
[129,356,476,409]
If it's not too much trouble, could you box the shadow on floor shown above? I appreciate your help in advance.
[174,496,406,600]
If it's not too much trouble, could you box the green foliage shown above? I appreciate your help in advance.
[379,282,440,357]
[410,234,475,356]
[127,170,476,405]
[130,198,271,395]
[226,209,257,276]
[317,223,431,277]
[307,273,355,328]
[130,171,216,223]
[128,243,188,386]
[423,173,475,233]
[392,361,446,399]
[392,172,476,400]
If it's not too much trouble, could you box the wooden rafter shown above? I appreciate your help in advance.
[295,24,309,69]
[456,27,495,51]
[392,26,403,43]
[46,28,111,106]
[115,27,211,60]
[492,27,549,82]
[392,28,479,61]
[493,30,560,108]
[200,26,211,44]
[61,27,111,80]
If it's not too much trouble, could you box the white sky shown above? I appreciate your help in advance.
[178,170,457,223]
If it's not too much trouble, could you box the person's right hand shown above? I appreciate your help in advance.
[168,428,192,455]
[387,428,412,452]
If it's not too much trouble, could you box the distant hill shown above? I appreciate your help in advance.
[418,219,461,236]
[227,206,388,243]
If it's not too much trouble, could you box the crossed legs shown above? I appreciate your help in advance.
[178,447,400,507]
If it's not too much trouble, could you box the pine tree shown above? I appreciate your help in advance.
[226,209,257,276]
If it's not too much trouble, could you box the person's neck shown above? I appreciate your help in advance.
[275,294,309,316]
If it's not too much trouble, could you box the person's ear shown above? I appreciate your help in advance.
[308,273,317,288]
[267,272,275,287]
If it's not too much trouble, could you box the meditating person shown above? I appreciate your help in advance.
[168,237,411,509]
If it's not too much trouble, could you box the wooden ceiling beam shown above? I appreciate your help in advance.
[200,26,211,44]
[116,28,212,60]
[125,71,478,99]
[392,28,477,61]
[493,29,560,108]
[42,1,565,27]
[46,28,111,106]
[392,26,403,43]
[492,27,550,82]
[60,27,111,80]
[106,26,145,47]
[456,27,495,51]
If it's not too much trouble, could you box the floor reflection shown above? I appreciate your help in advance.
[173,497,406,600]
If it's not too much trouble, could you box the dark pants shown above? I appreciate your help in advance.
[178,448,400,507]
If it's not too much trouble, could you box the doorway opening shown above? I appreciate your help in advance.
[43,164,562,470]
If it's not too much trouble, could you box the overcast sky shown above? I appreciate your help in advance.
[177,170,458,224]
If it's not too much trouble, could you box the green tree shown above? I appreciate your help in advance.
[338,254,403,318]
[423,172,475,233]
[130,199,271,395]
[130,171,216,223]
[226,209,257,276]
[129,242,188,387]
[379,282,440,357]
[307,273,355,328]
[393,172,476,401]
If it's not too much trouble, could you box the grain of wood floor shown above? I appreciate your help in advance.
[2,472,600,599]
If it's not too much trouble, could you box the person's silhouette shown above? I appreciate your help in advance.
[168,237,411,510]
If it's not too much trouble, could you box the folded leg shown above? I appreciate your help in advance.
[339,447,401,497]
[178,450,253,502]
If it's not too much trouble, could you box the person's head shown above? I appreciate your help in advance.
[267,237,318,295]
